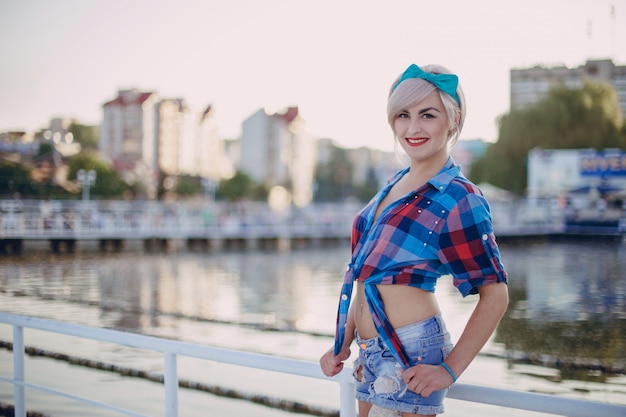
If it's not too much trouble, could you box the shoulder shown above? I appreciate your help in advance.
[429,158,485,203]
[448,176,484,198]
[432,175,489,212]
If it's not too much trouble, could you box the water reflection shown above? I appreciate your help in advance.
[496,240,626,381]
[2,250,345,334]
[1,239,624,384]
[507,241,625,322]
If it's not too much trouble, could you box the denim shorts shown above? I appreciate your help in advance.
[352,313,453,415]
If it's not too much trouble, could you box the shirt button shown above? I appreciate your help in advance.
[482,234,489,240]
[341,294,348,301]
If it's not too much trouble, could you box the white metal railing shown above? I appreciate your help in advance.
[0,200,356,242]
[1,198,593,243]
[3,199,624,248]
[1,312,625,417]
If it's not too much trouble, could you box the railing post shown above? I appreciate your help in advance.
[13,324,26,417]
[338,374,356,417]
[164,352,178,417]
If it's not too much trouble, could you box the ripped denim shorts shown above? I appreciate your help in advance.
[353,313,453,415]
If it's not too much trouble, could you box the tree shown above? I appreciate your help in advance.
[217,171,255,202]
[67,154,131,199]
[470,82,626,195]
[0,161,36,197]
[355,166,379,202]
[175,175,201,196]
[314,146,354,202]
[68,123,99,151]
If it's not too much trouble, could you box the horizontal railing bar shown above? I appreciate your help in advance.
[1,312,625,417]
[448,382,626,417]
[0,313,327,380]
[0,375,149,417]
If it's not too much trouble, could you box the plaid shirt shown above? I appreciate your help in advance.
[334,158,508,369]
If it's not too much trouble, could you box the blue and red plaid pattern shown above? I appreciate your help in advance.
[334,158,507,369]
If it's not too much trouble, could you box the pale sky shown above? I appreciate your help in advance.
[1,0,625,151]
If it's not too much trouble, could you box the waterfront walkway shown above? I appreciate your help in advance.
[0,199,624,253]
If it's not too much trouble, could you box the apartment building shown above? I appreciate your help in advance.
[197,105,230,181]
[156,98,198,177]
[100,89,161,195]
[510,59,626,117]
[101,89,230,198]
[239,107,316,207]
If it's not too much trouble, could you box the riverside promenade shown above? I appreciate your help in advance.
[0,198,624,254]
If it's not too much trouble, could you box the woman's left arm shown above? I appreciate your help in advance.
[402,281,508,396]
[441,281,509,378]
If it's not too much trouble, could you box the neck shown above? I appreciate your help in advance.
[407,153,449,185]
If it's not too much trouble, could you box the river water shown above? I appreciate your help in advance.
[0,237,625,416]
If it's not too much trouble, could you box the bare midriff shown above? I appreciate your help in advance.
[354,281,440,340]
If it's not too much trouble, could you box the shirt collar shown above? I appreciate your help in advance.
[426,157,462,193]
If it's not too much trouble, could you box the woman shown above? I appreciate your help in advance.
[319,64,509,417]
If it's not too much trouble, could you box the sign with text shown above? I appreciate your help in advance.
[579,150,626,176]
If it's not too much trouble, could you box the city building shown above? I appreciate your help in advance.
[0,131,37,156]
[450,138,488,177]
[39,118,81,157]
[100,89,161,196]
[347,146,403,190]
[197,105,231,182]
[510,59,626,118]
[239,107,316,207]
[101,89,231,199]
[157,98,194,177]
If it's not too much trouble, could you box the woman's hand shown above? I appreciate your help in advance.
[320,346,351,377]
[402,363,453,397]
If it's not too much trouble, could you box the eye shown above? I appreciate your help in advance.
[396,111,410,119]
[421,112,436,119]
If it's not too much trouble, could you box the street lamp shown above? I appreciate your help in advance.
[77,169,97,201]
[201,178,217,203]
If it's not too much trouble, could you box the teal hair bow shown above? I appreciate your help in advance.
[392,64,460,106]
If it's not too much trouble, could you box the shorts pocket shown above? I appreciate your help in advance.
[403,334,451,366]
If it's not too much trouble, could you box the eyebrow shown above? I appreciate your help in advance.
[418,106,441,114]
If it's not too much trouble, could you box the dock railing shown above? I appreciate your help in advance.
[0,312,625,417]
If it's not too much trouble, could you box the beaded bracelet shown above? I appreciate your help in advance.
[440,363,457,383]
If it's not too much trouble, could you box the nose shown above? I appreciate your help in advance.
[407,118,421,134]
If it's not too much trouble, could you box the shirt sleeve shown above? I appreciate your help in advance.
[437,192,508,296]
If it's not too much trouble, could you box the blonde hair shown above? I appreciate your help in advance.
[387,64,466,147]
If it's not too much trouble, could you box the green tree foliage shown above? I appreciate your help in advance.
[0,161,36,197]
[157,173,202,200]
[355,166,379,202]
[314,146,354,202]
[36,141,56,158]
[175,175,202,196]
[470,82,626,195]
[68,123,99,150]
[217,171,256,202]
[67,154,131,199]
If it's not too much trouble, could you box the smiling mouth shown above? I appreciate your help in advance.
[406,137,428,145]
